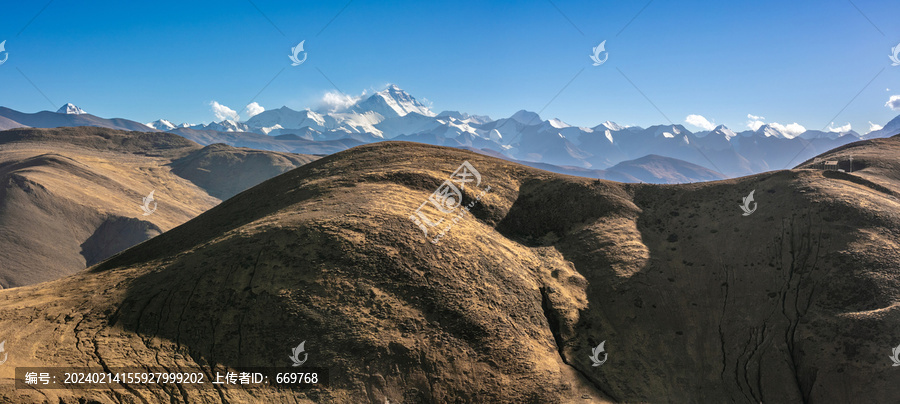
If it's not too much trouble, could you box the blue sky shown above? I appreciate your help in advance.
[1,0,899,133]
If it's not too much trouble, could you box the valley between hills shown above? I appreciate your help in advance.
[0,127,317,287]
[0,128,897,402]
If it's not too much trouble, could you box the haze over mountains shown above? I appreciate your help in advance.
[0,138,898,402]
[4,85,898,183]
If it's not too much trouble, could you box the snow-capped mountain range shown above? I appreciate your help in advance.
[2,84,898,180]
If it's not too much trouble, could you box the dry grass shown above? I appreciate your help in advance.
[0,139,897,402]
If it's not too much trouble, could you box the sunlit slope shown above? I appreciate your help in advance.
[0,141,896,402]
[0,127,317,286]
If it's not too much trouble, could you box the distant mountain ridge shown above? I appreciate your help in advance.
[141,86,900,177]
[0,106,153,132]
[3,86,898,180]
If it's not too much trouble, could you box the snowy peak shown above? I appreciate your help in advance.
[57,103,86,115]
[205,119,252,133]
[488,129,502,142]
[651,124,688,138]
[599,121,627,131]
[246,106,327,130]
[145,119,176,131]
[436,111,492,124]
[591,121,639,135]
[509,110,542,125]
[546,118,570,129]
[708,125,737,140]
[354,85,434,118]
[755,124,791,139]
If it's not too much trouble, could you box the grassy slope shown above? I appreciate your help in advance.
[0,140,896,402]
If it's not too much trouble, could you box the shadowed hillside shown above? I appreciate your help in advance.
[0,127,318,287]
[0,140,897,402]
[170,143,317,200]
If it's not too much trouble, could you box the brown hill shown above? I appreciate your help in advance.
[0,140,898,402]
[605,153,724,183]
[0,127,318,287]
[170,143,317,200]
[796,134,900,189]
[0,116,25,131]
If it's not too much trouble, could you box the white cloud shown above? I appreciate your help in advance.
[745,113,805,137]
[868,121,883,133]
[826,122,851,133]
[319,90,366,112]
[770,122,807,137]
[746,114,766,131]
[747,120,766,131]
[420,97,435,110]
[684,114,716,130]
[886,95,900,111]
[245,102,264,118]
[210,101,239,121]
